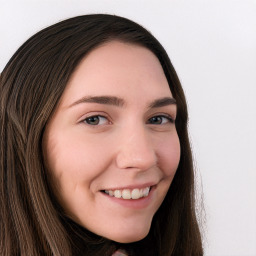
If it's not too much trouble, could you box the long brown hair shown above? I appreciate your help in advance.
[0,14,203,255]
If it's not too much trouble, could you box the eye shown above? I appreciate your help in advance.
[83,115,109,125]
[148,115,174,125]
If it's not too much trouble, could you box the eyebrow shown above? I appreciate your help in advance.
[69,95,176,108]
[148,97,176,108]
[69,96,125,108]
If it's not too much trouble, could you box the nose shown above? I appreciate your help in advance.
[115,126,157,171]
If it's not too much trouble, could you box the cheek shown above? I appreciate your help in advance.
[43,133,112,211]
[157,133,180,177]
[44,131,113,184]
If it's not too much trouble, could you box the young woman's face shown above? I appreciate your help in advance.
[43,41,180,243]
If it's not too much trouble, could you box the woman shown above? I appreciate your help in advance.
[0,14,203,255]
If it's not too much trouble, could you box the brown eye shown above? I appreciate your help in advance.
[148,115,173,125]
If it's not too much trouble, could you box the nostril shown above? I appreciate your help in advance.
[115,149,157,171]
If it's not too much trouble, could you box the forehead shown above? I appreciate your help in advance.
[61,41,172,106]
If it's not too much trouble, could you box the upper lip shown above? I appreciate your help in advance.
[102,182,157,191]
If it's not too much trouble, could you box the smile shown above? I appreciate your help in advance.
[103,187,151,200]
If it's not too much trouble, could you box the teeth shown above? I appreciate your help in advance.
[114,190,122,198]
[143,187,150,197]
[122,189,131,199]
[131,188,140,199]
[104,187,151,200]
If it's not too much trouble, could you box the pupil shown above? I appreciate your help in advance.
[88,116,99,125]
[151,116,161,124]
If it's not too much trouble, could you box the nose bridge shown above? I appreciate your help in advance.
[115,124,157,170]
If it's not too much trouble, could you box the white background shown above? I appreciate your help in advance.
[1,0,256,255]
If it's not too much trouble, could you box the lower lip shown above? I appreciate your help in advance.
[101,186,156,209]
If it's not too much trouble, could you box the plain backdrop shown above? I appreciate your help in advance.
[1,0,256,255]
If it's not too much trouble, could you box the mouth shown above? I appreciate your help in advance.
[101,186,152,200]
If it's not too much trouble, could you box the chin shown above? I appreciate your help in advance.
[109,227,150,244]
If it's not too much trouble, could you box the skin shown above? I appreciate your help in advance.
[43,41,180,243]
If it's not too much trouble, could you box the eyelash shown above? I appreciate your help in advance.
[82,114,174,126]
[83,115,109,125]
[147,115,174,125]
